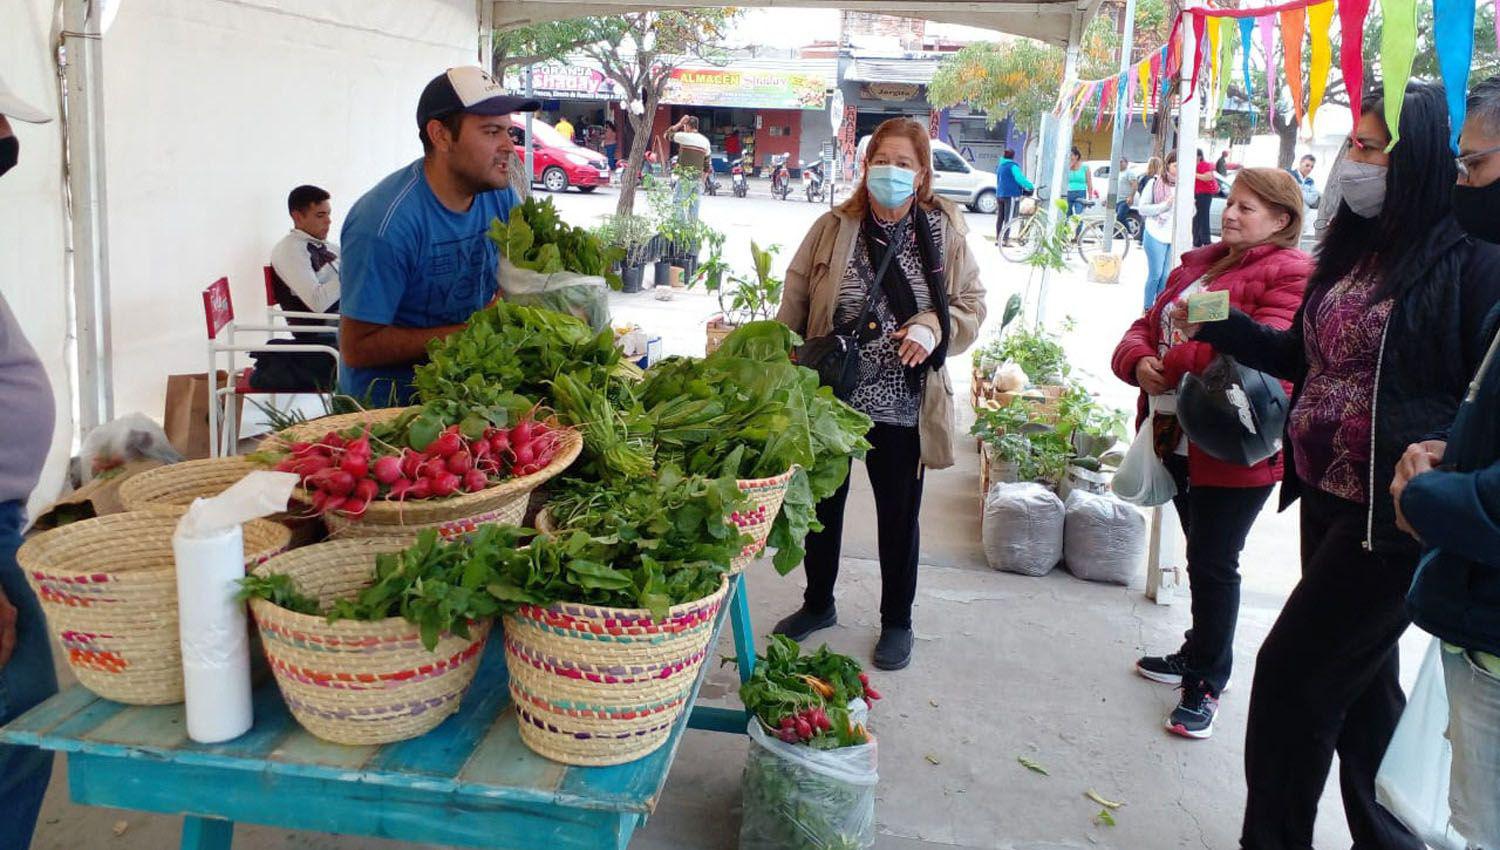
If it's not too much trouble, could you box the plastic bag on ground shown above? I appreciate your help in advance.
[1375,638,1467,850]
[740,718,878,850]
[982,482,1064,577]
[78,412,184,484]
[1112,420,1177,507]
[497,256,612,331]
[1063,490,1148,585]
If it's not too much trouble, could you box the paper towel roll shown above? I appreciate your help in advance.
[174,523,253,743]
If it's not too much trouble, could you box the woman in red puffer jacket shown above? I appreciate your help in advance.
[1110,168,1310,740]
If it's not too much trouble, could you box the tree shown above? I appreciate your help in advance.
[928,0,1170,135]
[567,10,741,215]
[493,21,598,77]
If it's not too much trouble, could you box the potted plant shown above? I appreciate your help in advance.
[705,241,782,354]
[1055,382,1128,498]
[593,214,654,294]
[689,228,729,291]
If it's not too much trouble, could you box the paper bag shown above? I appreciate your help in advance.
[163,372,239,459]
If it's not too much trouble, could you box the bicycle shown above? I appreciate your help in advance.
[999,188,1132,265]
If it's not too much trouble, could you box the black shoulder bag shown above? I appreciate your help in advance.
[795,215,910,400]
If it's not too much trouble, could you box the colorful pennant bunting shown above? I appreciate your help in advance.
[1338,0,1373,132]
[1434,0,1476,150]
[1281,8,1307,126]
[1307,2,1335,130]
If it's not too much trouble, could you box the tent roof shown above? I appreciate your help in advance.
[494,0,1102,48]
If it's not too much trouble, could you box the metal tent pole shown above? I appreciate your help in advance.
[1171,12,1200,261]
[1038,10,1085,329]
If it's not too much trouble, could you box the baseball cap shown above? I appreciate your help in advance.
[416,66,540,129]
[0,73,52,124]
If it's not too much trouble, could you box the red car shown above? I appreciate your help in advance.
[511,115,611,193]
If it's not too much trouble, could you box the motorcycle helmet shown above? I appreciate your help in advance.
[1175,356,1289,466]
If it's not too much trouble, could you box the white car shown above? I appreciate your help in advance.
[856,135,999,214]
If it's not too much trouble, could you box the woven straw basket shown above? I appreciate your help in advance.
[264,407,582,540]
[503,577,729,766]
[248,539,492,745]
[727,468,795,574]
[117,457,266,512]
[18,512,291,705]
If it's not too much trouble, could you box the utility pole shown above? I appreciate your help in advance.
[1103,0,1138,252]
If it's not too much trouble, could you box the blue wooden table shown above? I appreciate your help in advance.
[0,574,759,850]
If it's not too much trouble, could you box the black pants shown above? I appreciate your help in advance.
[1165,455,1273,696]
[1193,193,1213,247]
[803,423,924,629]
[1240,487,1422,850]
[996,197,1016,241]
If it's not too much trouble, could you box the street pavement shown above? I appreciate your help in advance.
[24,181,1427,850]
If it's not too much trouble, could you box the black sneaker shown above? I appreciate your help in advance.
[772,604,837,643]
[873,627,914,670]
[1165,683,1218,740]
[1135,652,1189,685]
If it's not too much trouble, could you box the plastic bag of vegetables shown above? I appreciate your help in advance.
[490,197,620,331]
[741,719,878,850]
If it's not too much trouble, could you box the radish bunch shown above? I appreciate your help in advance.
[774,706,833,744]
[273,412,565,518]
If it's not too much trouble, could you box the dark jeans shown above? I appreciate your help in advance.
[803,423,924,629]
[1165,455,1273,696]
[1193,193,1213,247]
[0,500,58,850]
[996,197,1016,240]
[1240,487,1423,850]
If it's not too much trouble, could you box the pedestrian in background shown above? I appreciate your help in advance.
[1065,146,1092,216]
[773,118,987,671]
[1113,169,1310,740]
[602,119,618,168]
[0,80,60,850]
[1193,149,1217,247]
[1393,74,1500,850]
[1177,80,1500,850]
[994,147,1033,244]
[1137,152,1178,311]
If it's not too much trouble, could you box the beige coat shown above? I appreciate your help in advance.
[777,198,987,469]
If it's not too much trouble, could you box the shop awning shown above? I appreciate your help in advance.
[844,58,944,86]
[494,0,1104,48]
[508,56,838,110]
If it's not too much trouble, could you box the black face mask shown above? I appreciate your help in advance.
[1454,181,1500,244]
[0,136,17,178]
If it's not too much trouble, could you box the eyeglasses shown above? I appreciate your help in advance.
[1457,145,1500,181]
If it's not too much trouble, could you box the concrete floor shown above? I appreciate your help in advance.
[21,184,1431,850]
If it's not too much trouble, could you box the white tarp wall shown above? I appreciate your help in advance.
[4,0,73,518]
[3,0,479,514]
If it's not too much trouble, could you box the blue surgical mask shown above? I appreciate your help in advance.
[866,164,916,208]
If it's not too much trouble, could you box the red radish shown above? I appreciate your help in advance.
[294,455,333,477]
[388,479,413,499]
[322,495,347,514]
[510,420,537,448]
[446,451,473,475]
[340,454,369,478]
[406,479,431,500]
[353,478,379,502]
[323,470,356,496]
[779,716,796,731]
[463,470,489,492]
[275,458,298,472]
[345,434,371,456]
[430,473,460,497]
[400,450,423,479]
[489,431,510,455]
[471,440,492,461]
[858,672,869,686]
[512,443,536,468]
[373,456,403,485]
[794,718,812,740]
[431,433,463,457]
[864,686,882,701]
[422,458,448,481]
[290,441,316,457]
[340,493,372,517]
[814,709,831,731]
[323,433,346,449]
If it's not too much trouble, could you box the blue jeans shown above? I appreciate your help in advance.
[0,500,57,850]
[1443,647,1500,849]
[1142,232,1172,311]
[1065,190,1086,216]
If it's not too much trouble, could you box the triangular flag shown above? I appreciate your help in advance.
[1130,65,1144,125]
[1281,8,1307,126]
[1149,52,1163,109]
[1238,18,1257,100]
[1217,19,1237,121]
[1307,2,1335,131]
[1094,83,1109,131]
[1379,0,1419,149]
[1159,46,1172,109]
[1190,12,1209,98]
[1338,0,1374,135]
[1434,0,1477,151]
[1259,15,1277,127]
[1206,17,1225,123]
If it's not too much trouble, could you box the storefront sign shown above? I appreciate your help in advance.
[662,67,828,110]
[504,65,619,100]
[860,82,921,102]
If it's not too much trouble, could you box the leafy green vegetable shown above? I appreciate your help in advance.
[236,573,321,617]
[739,635,872,749]
[489,196,623,286]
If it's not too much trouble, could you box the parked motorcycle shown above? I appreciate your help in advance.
[769,154,792,201]
[730,157,748,198]
[703,167,721,197]
[802,159,826,203]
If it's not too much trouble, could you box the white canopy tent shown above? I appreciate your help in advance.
[4,0,1101,519]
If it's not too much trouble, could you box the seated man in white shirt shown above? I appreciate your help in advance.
[253,185,340,391]
[270,184,341,319]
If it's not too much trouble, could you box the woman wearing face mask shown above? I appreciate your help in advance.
[774,118,987,671]
[1111,169,1310,740]
[1174,81,1500,850]
[1137,152,1179,311]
